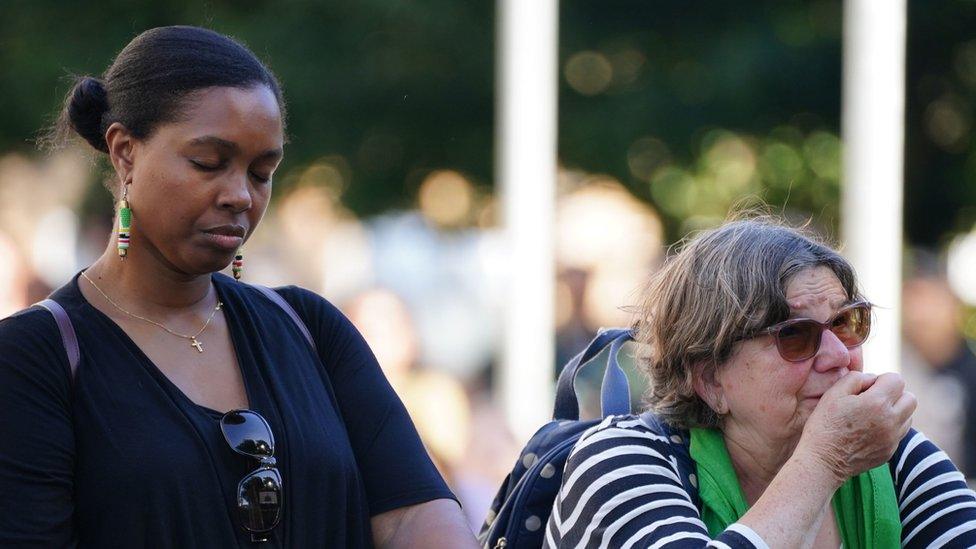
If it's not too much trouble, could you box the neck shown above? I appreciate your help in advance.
[720,420,798,505]
[85,237,214,312]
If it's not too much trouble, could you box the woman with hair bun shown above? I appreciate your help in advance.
[0,26,477,548]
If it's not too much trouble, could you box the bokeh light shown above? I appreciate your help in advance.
[947,229,976,305]
[564,51,613,96]
[418,170,475,228]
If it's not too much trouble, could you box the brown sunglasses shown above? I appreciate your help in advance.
[744,301,873,362]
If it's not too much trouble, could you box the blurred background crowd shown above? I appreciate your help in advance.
[4,0,976,529]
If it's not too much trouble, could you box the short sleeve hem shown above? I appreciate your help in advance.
[368,488,459,517]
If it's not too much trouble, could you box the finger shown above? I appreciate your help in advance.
[894,412,913,443]
[865,372,906,402]
[889,391,916,442]
[893,390,917,422]
[825,371,871,397]
[856,372,878,393]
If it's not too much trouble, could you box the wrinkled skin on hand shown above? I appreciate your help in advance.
[798,371,917,484]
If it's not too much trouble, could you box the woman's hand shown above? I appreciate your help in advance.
[797,371,917,486]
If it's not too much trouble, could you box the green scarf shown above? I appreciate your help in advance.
[688,428,900,548]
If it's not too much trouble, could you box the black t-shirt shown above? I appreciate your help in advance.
[0,272,454,548]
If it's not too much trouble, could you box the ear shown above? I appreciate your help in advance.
[692,363,728,415]
[104,122,136,186]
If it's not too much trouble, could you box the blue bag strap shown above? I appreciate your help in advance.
[552,328,633,421]
[600,335,631,418]
[251,285,317,352]
[34,299,80,382]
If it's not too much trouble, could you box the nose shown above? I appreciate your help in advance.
[218,171,252,214]
[811,328,852,373]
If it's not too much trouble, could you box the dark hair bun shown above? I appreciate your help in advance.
[47,27,283,156]
[67,77,109,153]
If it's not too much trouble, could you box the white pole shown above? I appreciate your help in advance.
[497,0,559,441]
[841,0,906,374]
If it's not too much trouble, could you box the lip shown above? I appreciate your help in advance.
[203,224,247,237]
[202,225,246,251]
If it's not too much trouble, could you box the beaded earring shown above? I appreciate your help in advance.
[117,182,132,259]
[232,248,244,280]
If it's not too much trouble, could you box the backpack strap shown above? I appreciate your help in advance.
[251,285,317,352]
[640,410,700,506]
[553,328,633,420]
[34,299,81,382]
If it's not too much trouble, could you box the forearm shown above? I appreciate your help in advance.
[736,452,841,548]
[372,499,480,549]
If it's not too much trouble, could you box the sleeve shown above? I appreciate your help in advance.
[276,287,457,516]
[545,421,766,549]
[0,310,77,547]
[890,429,976,547]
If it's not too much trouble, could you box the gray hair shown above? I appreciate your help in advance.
[635,217,862,429]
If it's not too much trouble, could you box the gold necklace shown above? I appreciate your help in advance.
[81,270,223,353]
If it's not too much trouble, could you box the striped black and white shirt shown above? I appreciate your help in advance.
[545,415,976,548]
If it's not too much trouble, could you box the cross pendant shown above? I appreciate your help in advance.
[190,338,204,353]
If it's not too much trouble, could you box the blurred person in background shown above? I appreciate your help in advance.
[345,287,516,533]
[0,26,476,548]
[901,249,976,477]
[344,288,471,478]
[547,218,976,548]
[0,230,29,317]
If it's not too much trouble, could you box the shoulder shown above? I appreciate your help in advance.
[219,272,341,318]
[575,414,686,448]
[264,284,354,344]
[552,415,703,545]
[270,284,345,321]
[216,274,347,326]
[0,306,71,395]
[566,414,691,476]
[222,277,367,360]
[0,306,62,354]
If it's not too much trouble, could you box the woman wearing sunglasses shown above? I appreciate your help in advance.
[546,219,976,548]
[0,26,477,548]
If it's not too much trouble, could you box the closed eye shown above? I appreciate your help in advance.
[250,171,271,183]
[190,159,224,171]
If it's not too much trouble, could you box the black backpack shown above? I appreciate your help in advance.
[478,328,635,549]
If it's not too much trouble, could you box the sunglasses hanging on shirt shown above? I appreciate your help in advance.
[220,409,283,543]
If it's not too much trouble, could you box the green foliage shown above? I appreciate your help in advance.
[1,0,974,246]
[558,0,844,240]
[0,0,494,217]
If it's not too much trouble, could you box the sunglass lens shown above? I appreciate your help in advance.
[776,321,820,361]
[221,410,274,458]
[830,305,871,347]
[238,468,282,532]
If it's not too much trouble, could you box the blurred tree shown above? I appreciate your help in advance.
[0,0,494,217]
[0,0,973,246]
[904,0,976,247]
[559,0,843,240]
